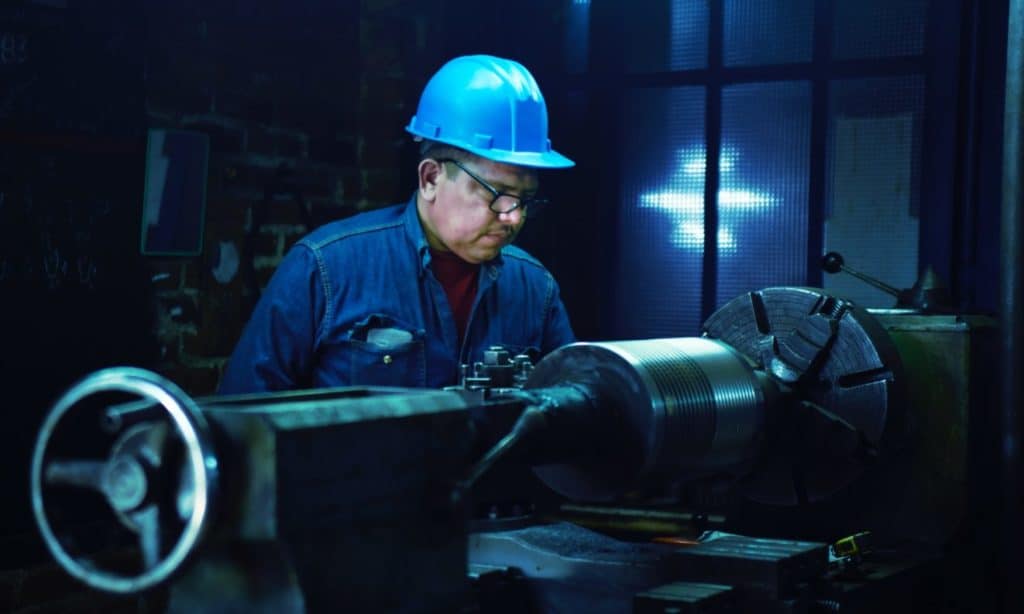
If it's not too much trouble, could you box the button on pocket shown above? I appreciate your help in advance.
[340,314,426,386]
[346,338,424,386]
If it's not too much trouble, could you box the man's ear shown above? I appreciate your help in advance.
[418,158,443,202]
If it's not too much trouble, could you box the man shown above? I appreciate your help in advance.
[218,55,576,393]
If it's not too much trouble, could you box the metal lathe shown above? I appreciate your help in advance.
[29,282,995,612]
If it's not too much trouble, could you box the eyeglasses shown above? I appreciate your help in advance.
[436,158,548,216]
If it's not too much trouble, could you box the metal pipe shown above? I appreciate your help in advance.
[1000,0,1023,611]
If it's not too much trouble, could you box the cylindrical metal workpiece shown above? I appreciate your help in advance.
[525,337,771,501]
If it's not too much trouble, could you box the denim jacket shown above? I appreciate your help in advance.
[218,196,576,393]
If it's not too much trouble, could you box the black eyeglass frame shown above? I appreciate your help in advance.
[435,158,548,215]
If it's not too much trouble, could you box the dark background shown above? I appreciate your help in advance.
[0,0,1016,609]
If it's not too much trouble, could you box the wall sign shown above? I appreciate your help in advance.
[140,129,209,256]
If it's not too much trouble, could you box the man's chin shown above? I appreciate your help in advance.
[459,247,501,264]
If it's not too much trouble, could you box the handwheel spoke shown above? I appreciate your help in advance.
[44,459,107,491]
[132,505,162,570]
[139,422,169,468]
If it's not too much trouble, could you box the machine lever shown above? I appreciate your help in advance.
[821,251,952,312]
[821,252,901,297]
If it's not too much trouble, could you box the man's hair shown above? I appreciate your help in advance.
[418,140,471,168]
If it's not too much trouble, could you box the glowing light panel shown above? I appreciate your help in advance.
[639,146,776,252]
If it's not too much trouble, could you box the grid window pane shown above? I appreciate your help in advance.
[832,0,928,60]
[824,77,924,307]
[564,0,591,74]
[717,82,812,307]
[614,87,706,338]
[623,0,708,73]
[724,0,814,67]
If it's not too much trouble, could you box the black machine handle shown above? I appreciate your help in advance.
[821,252,902,298]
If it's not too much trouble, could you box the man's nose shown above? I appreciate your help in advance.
[497,206,525,225]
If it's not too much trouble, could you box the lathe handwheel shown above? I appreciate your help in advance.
[30,367,218,593]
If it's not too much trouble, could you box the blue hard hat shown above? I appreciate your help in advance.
[406,55,575,169]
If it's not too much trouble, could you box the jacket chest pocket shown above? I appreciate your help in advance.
[339,315,427,387]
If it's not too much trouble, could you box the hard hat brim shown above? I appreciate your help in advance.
[408,129,575,169]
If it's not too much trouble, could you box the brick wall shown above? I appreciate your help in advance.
[144,0,440,396]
